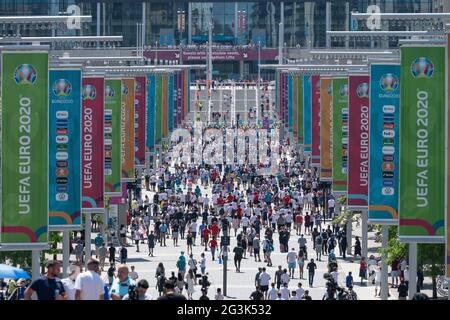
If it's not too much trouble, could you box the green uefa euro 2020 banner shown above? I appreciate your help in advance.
[1,51,49,247]
[399,46,445,242]
[332,78,348,194]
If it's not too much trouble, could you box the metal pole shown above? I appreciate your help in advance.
[223,245,228,296]
[361,209,368,258]
[62,231,70,277]
[346,212,352,255]
[103,2,106,36]
[278,22,283,65]
[84,212,92,269]
[208,22,213,124]
[32,250,40,282]
[96,2,101,48]
[408,243,417,299]
[142,2,146,47]
[380,225,389,300]
[326,1,331,48]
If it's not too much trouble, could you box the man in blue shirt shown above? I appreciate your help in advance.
[94,233,104,258]
[176,252,187,276]
[24,260,67,300]
[109,265,135,300]
[159,222,168,246]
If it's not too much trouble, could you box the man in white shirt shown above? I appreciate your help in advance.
[295,282,305,299]
[74,259,104,300]
[129,265,139,281]
[61,265,80,300]
[280,283,290,300]
[327,198,335,219]
[268,283,278,300]
[258,267,271,299]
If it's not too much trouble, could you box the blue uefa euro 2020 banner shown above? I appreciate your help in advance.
[49,69,82,228]
[368,64,400,225]
[303,75,312,153]
[146,74,156,154]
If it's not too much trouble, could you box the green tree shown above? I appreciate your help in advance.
[418,243,445,299]
[0,251,32,271]
[378,226,408,265]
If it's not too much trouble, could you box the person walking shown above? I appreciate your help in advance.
[359,257,367,285]
[120,246,128,264]
[287,248,297,278]
[185,270,195,300]
[108,244,116,265]
[24,260,67,300]
[306,259,317,287]
[147,231,156,257]
[233,243,244,272]
[98,243,107,271]
[74,259,104,300]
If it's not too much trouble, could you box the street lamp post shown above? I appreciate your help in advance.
[155,41,158,65]
[257,40,261,123]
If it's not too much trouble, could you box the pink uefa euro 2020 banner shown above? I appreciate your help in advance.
[134,76,146,167]
[311,75,321,166]
[81,76,105,210]
[347,75,370,209]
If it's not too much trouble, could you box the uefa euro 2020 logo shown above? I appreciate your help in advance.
[356,82,369,98]
[379,73,399,92]
[327,84,332,95]
[82,84,96,100]
[52,79,72,97]
[339,84,348,97]
[105,85,115,97]
[14,64,37,85]
[411,57,434,78]
[122,84,129,96]
[135,81,141,93]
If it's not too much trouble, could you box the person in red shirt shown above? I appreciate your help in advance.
[211,223,220,238]
[236,206,243,219]
[283,195,290,206]
[227,193,234,203]
[209,237,218,260]
[295,214,304,236]
[253,192,259,204]
[202,227,210,251]
[217,196,225,206]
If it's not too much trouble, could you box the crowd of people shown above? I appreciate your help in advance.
[1,137,426,301]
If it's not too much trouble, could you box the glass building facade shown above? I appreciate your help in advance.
[0,0,436,79]
[0,0,435,48]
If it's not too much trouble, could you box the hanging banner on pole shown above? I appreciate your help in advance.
[311,75,320,166]
[121,78,135,182]
[399,46,445,242]
[0,51,49,247]
[146,74,156,155]
[320,77,332,181]
[292,76,298,139]
[303,75,312,153]
[134,76,146,167]
[368,64,400,225]
[332,78,348,194]
[49,69,82,228]
[82,76,104,211]
[347,75,370,209]
[297,76,304,145]
[155,74,163,145]
[104,79,122,196]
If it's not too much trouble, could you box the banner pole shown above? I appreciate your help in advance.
[84,211,92,269]
[346,212,352,256]
[408,242,418,299]
[32,250,40,282]
[62,231,70,277]
[361,209,368,258]
[381,225,389,300]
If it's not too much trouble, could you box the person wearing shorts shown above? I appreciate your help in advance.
[258,267,271,300]
[287,248,298,279]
